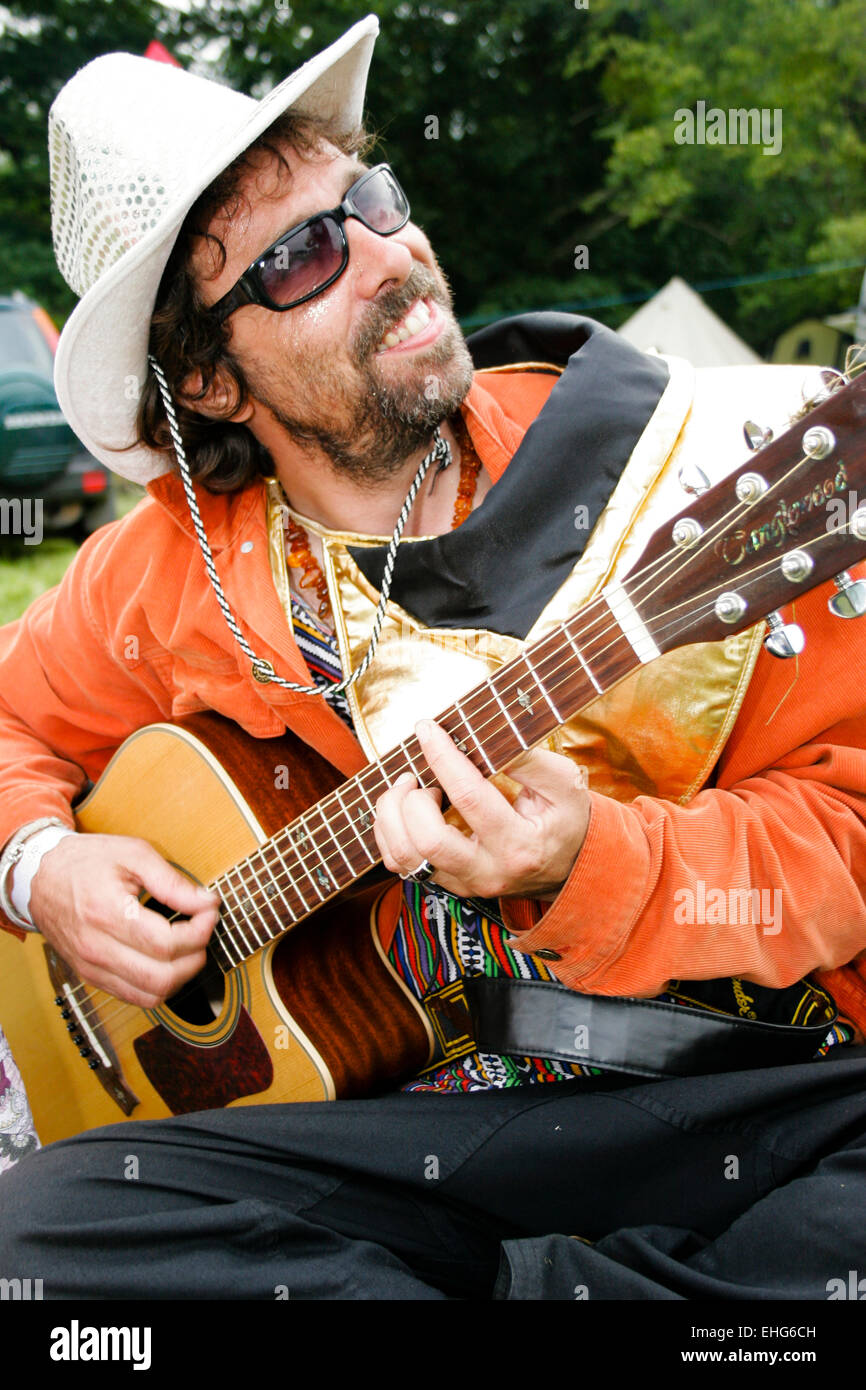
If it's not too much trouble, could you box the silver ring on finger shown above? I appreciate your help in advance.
[398,859,436,884]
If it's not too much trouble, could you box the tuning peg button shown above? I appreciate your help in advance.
[678,462,710,496]
[672,517,703,548]
[764,611,805,658]
[802,426,835,459]
[829,572,866,619]
[743,421,774,451]
[715,592,747,624]
[736,471,769,503]
[781,549,814,583]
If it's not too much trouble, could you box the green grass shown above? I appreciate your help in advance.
[0,481,145,626]
[0,536,79,625]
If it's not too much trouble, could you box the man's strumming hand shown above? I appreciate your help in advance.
[374,719,591,901]
[27,834,221,1007]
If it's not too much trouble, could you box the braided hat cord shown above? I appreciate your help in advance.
[148,355,450,695]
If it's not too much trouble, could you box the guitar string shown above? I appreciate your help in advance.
[61,405,860,1027]
[202,432,847,947]
[203,478,863,962]
[64,432,854,1027]
[72,502,862,1041]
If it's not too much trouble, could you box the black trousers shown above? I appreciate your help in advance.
[1,1046,865,1300]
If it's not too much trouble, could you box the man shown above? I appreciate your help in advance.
[0,16,865,1300]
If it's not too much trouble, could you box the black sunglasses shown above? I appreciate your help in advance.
[209,164,411,323]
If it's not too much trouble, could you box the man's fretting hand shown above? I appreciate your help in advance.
[374,719,591,901]
[27,833,221,1007]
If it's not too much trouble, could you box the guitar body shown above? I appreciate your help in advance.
[0,714,433,1144]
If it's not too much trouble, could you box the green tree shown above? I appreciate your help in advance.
[566,0,866,350]
[3,0,865,350]
[0,0,195,318]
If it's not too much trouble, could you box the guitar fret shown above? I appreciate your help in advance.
[246,857,289,939]
[453,695,496,773]
[259,851,299,928]
[401,740,427,784]
[219,870,261,956]
[323,797,356,876]
[522,650,564,722]
[491,685,528,750]
[233,862,274,944]
[354,776,379,839]
[302,810,339,894]
[212,897,244,968]
[210,923,240,972]
[563,627,603,693]
[271,836,312,914]
[336,786,375,863]
[290,816,329,901]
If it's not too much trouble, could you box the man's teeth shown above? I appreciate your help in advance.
[376,300,432,352]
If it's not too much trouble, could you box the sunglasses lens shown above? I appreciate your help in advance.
[352,168,409,233]
[259,216,345,306]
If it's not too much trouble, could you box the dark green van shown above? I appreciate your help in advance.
[0,294,114,540]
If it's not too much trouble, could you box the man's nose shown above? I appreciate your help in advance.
[345,216,414,298]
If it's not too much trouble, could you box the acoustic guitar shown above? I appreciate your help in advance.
[3,369,866,1143]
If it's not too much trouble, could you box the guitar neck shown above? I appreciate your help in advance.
[209,588,643,970]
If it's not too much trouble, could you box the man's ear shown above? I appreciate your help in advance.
[177,367,254,424]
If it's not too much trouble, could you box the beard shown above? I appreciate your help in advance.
[248,263,476,486]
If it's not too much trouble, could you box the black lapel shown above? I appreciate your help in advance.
[350,313,669,639]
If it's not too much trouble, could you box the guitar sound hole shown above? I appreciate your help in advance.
[165,949,227,1024]
[145,894,227,1024]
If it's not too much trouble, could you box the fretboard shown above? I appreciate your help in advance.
[209,582,646,970]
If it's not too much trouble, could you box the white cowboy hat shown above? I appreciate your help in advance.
[49,14,379,485]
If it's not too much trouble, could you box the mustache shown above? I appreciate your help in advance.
[353,266,451,362]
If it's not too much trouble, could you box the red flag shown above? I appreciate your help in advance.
[144,39,181,67]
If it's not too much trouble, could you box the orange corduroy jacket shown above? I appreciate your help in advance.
[0,368,865,1029]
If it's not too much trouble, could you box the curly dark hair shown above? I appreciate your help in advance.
[135,109,372,493]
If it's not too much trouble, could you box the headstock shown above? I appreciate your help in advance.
[623,368,866,658]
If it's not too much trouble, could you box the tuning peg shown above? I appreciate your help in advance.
[829,571,866,619]
[805,368,847,407]
[743,421,774,452]
[677,462,710,496]
[820,367,847,392]
[844,343,866,379]
[764,611,805,659]
[802,425,835,458]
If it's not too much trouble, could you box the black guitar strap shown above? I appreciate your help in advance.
[459,974,838,1080]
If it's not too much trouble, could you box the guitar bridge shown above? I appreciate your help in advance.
[44,944,139,1116]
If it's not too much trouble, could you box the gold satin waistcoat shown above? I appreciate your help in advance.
[265,355,817,809]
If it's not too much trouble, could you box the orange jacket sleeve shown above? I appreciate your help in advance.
[502,569,866,997]
[0,531,172,854]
